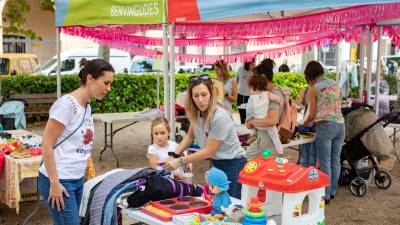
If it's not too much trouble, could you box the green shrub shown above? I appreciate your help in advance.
[1,72,321,113]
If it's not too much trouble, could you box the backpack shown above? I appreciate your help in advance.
[277,89,298,144]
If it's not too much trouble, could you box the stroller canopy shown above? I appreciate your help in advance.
[0,101,26,130]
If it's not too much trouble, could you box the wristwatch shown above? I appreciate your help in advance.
[168,152,180,158]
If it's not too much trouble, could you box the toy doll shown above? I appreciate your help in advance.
[206,167,232,215]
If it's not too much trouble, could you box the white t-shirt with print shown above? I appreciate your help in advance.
[147,140,184,175]
[39,94,94,179]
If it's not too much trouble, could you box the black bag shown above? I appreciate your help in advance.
[0,116,15,130]
[389,100,400,123]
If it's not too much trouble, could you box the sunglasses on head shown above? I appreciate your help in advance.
[189,74,211,84]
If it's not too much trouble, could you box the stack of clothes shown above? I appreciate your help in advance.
[80,167,203,225]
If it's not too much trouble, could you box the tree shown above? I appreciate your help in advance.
[3,0,55,40]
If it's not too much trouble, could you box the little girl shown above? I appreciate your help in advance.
[245,74,284,159]
[147,117,184,179]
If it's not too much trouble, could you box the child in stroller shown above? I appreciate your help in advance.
[339,103,399,197]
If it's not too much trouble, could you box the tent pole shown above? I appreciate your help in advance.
[162,23,169,121]
[56,27,61,98]
[366,27,373,104]
[157,71,160,109]
[359,27,365,101]
[335,41,340,82]
[375,26,383,114]
[169,23,175,141]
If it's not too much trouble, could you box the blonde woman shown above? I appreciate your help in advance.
[214,60,238,112]
[163,74,246,199]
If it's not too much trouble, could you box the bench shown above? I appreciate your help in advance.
[10,93,58,116]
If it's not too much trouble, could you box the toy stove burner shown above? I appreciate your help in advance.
[189,201,208,207]
[159,200,176,205]
[170,204,189,210]
[177,196,194,202]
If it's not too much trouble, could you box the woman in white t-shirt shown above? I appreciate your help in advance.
[236,59,255,124]
[147,117,184,179]
[38,59,114,225]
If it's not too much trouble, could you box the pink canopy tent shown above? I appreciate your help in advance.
[61,3,400,64]
[57,1,400,124]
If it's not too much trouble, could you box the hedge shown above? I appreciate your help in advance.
[2,72,329,113]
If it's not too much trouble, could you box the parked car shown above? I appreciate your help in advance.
[38,48,131,75]
[0,53,38,76]
[196,64,214,73]
[130,56,161,74]
[130,56,197,75]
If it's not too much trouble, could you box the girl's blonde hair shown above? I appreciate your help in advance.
[150,117,170,140]
[214,60,230,82]
[185,79,217,129]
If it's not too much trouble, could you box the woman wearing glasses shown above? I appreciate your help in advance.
[214,60,238,112]
[163,74,246,199]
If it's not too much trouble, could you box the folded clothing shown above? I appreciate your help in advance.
[127,175,203,208]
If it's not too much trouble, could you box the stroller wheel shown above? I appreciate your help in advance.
[349,177,368,197]
[373,171,392,189]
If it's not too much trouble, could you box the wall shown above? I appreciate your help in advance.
[23,0,56,64]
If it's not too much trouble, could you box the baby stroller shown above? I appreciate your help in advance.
[175,105,189,142]
[340,104,400,197]
[174,90,190,142]
[0,93,26,130]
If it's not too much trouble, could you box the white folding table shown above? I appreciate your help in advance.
[282,137,316,149]
[93,112,149,167]
[387,123,400,146]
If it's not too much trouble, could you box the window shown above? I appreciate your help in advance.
[3,35,27,53]
[0,58,10,75]
[318,45,337,67]
[19,59,33,74]
[41,58,57,71]
[131,59,154,73]
[61,59,75,72]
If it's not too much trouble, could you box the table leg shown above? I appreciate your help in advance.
[98,121,138,167]
[99,122,108,161]
[109,123,120,167]
[22,177,41,225]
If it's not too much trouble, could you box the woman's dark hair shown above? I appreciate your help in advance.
[254,58,275,82]
[278,64,290,72]
[304,61,324,83]
[79,58,88,69]
[78,59,114,85]
[243,58,255,71]
[248,74,268,91]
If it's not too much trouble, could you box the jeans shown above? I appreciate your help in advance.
[237,94,249,124]
[38,172,84,225]
[315,122,345,198]
[211,157,247,199]
[299,142,317,167]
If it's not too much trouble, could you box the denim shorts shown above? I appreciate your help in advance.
[211,157,247,199]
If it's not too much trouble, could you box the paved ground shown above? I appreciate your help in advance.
[0,113,399,225]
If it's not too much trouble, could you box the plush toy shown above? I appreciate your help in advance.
[206,167,232,216]
[127,175,203,208]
